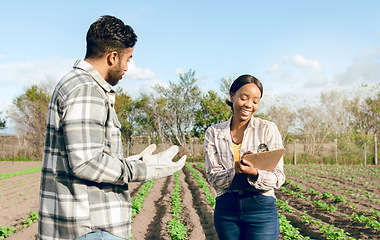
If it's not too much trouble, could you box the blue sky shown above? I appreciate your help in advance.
[1,1,380,133]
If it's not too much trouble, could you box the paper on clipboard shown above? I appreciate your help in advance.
[241,148,285,172]
[229,148,285,191]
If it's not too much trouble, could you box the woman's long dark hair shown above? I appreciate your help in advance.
[226,74,263,110]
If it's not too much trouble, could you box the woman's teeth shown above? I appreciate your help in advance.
[241,109,251,115]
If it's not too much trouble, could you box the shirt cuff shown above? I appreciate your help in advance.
[124,160,147,183]
[247,169,262,185]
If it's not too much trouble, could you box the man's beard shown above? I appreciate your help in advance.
[107,62,123,86]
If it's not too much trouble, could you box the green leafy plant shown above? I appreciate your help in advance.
[0,166,41,180]
[167,171,188,239]
[185,164,215,206]
[279,213,311,239]
[131,180,155,220]
[0,226,15,239]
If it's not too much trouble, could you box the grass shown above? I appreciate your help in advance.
[0,157,41,161]
[0,166,42,180]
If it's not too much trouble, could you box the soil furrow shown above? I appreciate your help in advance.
[144,175,173,240]
[129,181,144,198]
[288,167,380,196]
[131,177,170,239]
[287,174,380,212]
[277,186,378,239]
[0,161,42,174]
[179,169,206,239]
[183,165,218,240]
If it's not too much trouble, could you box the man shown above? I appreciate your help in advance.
[38,15,186,240]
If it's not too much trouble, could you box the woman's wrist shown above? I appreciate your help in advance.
[248,168,259,181]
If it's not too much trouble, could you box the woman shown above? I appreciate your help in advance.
[204,74,285,240]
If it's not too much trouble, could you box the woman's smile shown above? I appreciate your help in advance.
[240,108,253,116]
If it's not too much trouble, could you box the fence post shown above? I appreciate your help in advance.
[127,140,130,157]
[374,135,378,165]
[293,139,297,165]
[364,142,367,166]
[191,138,195,162]
[334,139,338,164]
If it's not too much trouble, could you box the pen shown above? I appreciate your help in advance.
[238,148,248,154]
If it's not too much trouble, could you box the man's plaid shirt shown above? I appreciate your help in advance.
[38,60,147,240]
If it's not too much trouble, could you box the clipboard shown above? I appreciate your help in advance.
[241,148,285,172]
[229,148,285,191]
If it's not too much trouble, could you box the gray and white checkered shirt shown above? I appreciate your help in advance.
[204,117,286,197]
[38,60,147,240]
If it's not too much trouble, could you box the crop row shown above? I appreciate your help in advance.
[277,197,356,240]
[303,164,380,180]
[167,171,188,240]
[0,166,41,180]
[185,163,215,207]
[286,166,379,203]
[0,211,38,239]
[131,180,155,220]
[190,163,314,239]
[282,179,380,232]
[287,164,379,192]
[285,171,380,220]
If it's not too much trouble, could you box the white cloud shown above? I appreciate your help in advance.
[282,55,322,71]
[266,63,279,73]
[0,58,159,131]
[174,67,186,75]
[265,54,326,89]
[118,77,163,98]
[335,54,380,85]
[123,59,156,80]
[0,57,73,88]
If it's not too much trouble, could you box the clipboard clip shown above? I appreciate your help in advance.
[239,143,269,155]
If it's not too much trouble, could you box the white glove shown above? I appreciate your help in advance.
[125,144,157,161]
[137,144,186,180]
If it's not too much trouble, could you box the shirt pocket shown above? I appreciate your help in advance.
[105,107,123,158]
[215,138,233,169]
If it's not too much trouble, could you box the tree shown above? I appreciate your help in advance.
[296,89,348,155]
[342,86,380,159]
[193,90,231,140]
[266,102,296,145]
[220,77,234,99]
[0,112,5,130]
[153,70,201,153]
[8,85,50,157]
[134,93,169,146]
[114,88,135,143]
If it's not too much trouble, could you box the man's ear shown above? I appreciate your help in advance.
[230,93,234,102]
[106,51,119,66]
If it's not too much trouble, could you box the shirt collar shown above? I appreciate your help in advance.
[217,116,256,140]
[73,59,115,94]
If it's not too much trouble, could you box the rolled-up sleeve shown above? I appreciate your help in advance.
[62,84,146,185]
[204,127,234,192]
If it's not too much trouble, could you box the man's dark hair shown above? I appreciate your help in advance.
[85,15,137,59]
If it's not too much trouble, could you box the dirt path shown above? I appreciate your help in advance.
[131,176,172,240]
[183,166,218,240]
[6,222,38,240]
[0,171,40,227]
[0,170,40,240]
[0,161,41,174]
[1,162,220,239]
[179,170,206,239]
